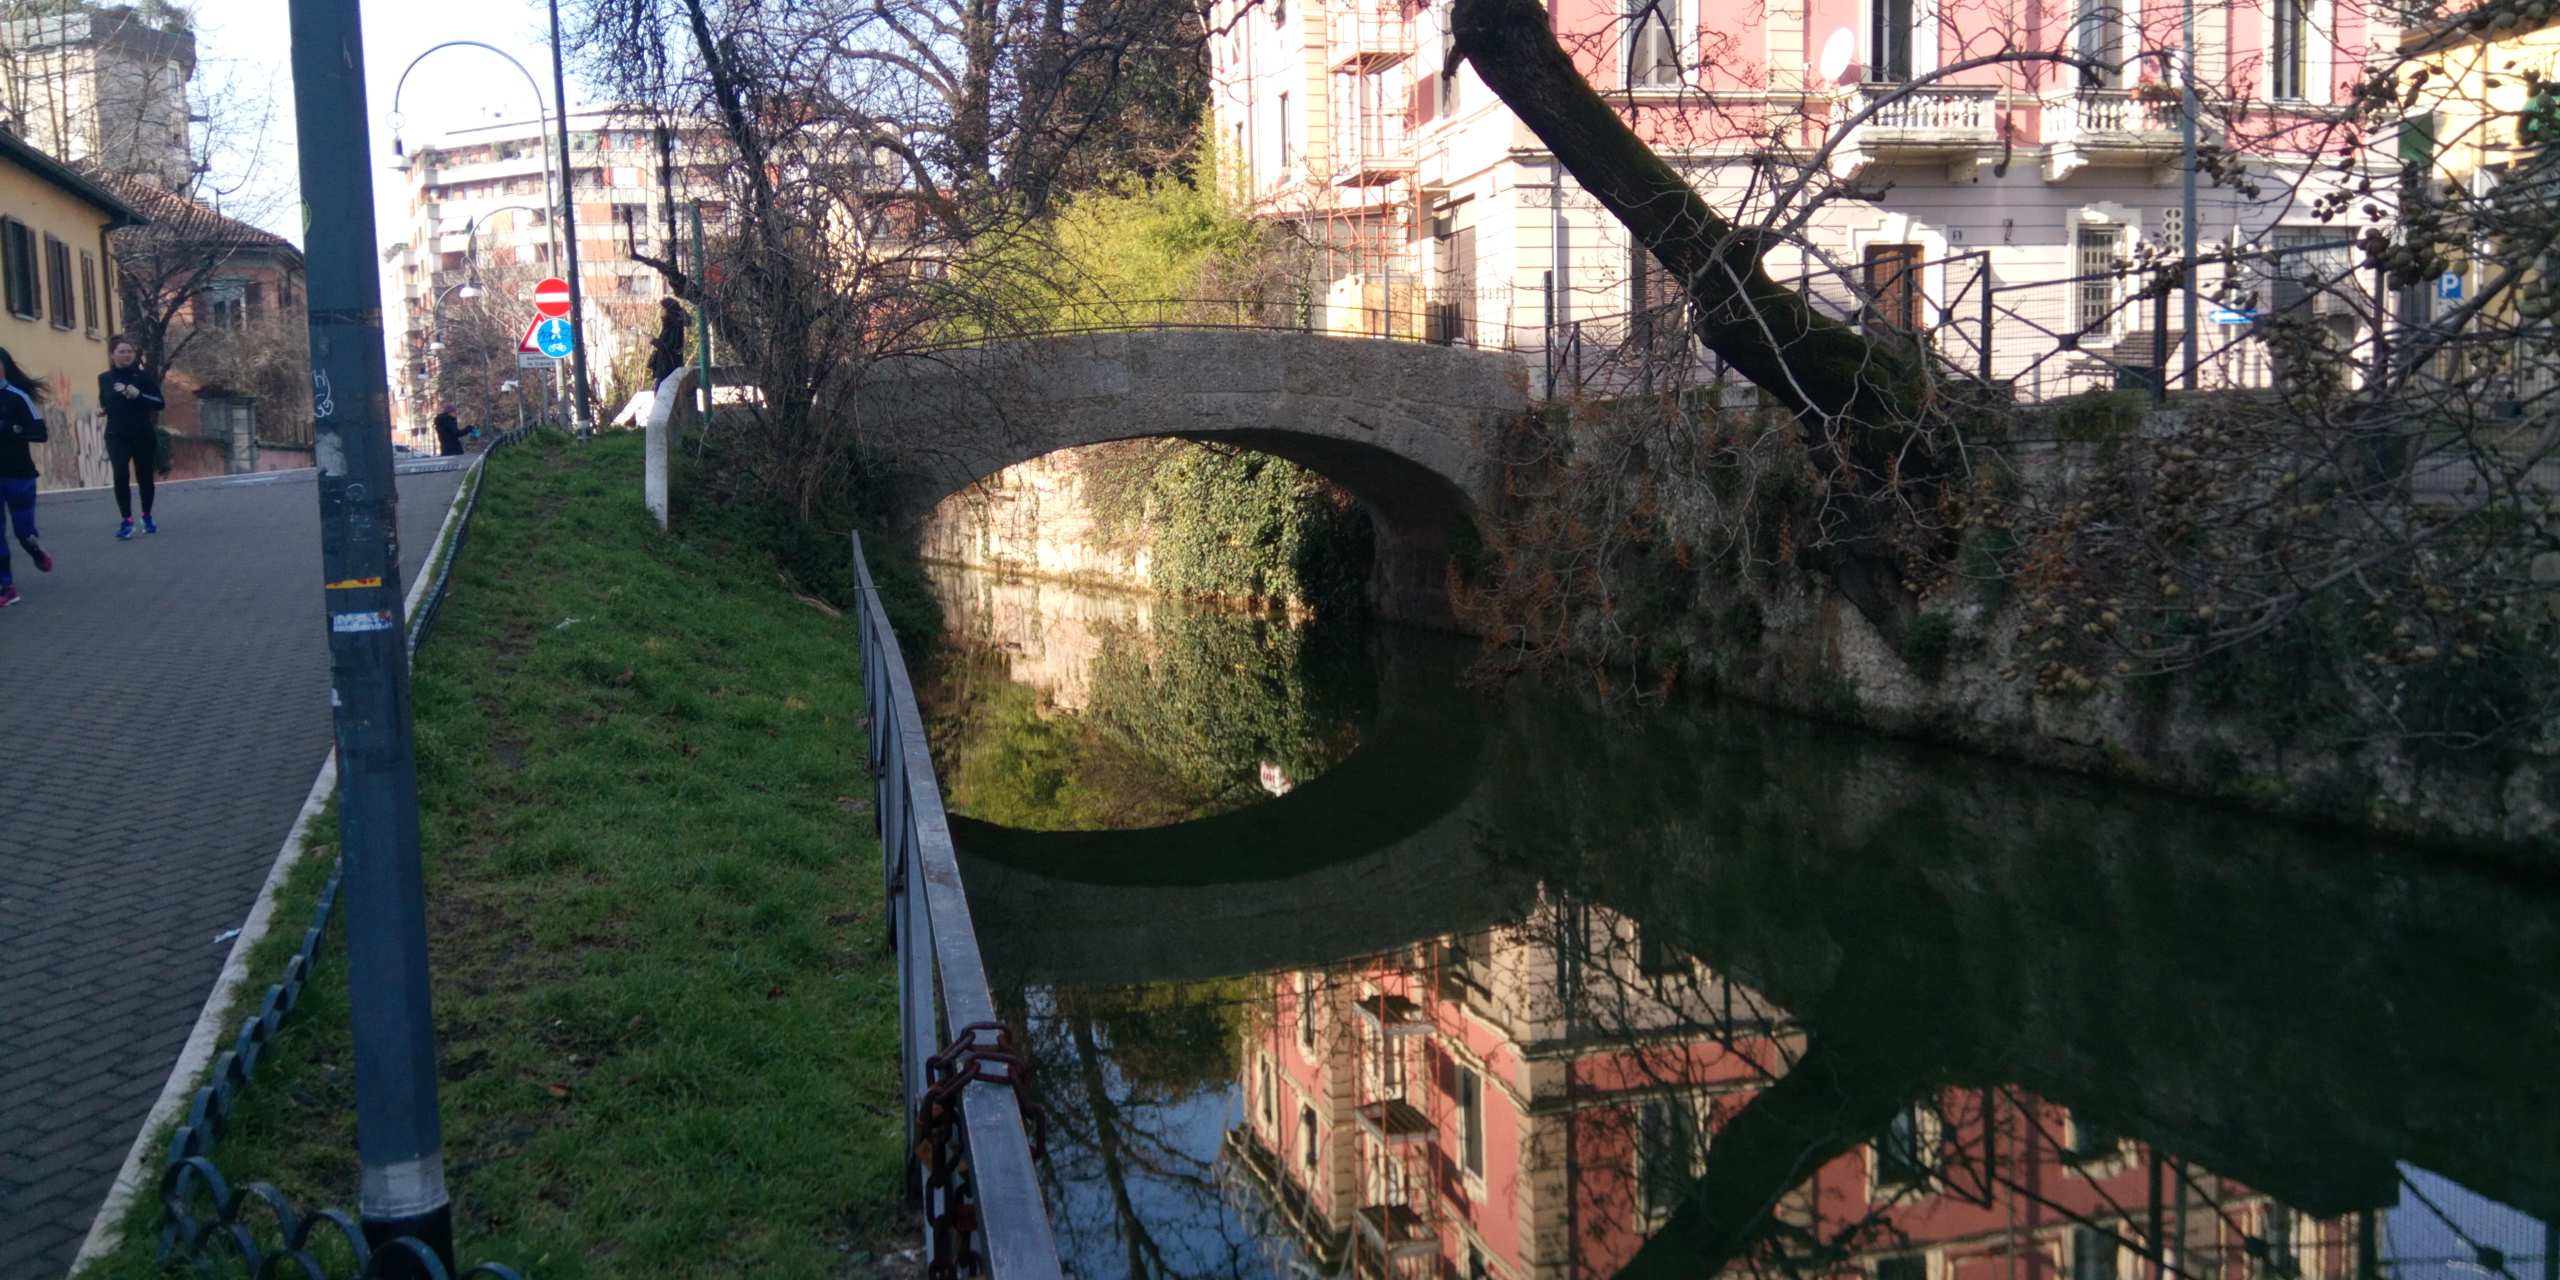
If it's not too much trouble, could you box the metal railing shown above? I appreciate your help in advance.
[853,531,1063,1279]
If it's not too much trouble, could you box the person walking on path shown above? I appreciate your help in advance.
[101,336,164,539]
[433,405,463,457]
[0,345,56,607]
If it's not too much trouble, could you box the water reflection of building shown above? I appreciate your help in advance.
[1218,898,2387,1280]
[927,562,1158,712]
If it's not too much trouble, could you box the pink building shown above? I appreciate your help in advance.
[1208,0,2390,397]
[1225,907,2363,1280]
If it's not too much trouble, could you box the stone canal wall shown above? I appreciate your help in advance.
[921,453,1155,592]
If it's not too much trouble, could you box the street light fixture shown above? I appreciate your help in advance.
[387,42,561,271]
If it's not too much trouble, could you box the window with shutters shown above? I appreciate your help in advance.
[2074,1228,2120,1280]
[2,221,36,319]
[80,250,99,337]
[2062,1109,2119,1162]
[1875,1101,1941,1188]
[205,279,248,330]
[1296,971,1315,1049]
[44,235,72,329]
[1456,1064,1485,1178]
[1637,1095,1699,1219]
[1864,242,1924,333]
[2260,1205,2301,1278]
[2077,225,2124,336]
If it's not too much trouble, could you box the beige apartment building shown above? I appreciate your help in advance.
[383,109,727,432]
[0,2,195,189]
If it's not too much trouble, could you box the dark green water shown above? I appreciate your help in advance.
[917,564,2559,1280]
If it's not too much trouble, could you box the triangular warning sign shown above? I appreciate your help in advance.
[518,316,546,355]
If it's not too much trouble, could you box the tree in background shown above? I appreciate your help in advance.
[568,0,1215,516]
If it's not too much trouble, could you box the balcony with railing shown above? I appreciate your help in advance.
[1329,0,1414,71]
[2042,86,2190,180]
[1330,84,1415,187]
[1829,82,2003,178]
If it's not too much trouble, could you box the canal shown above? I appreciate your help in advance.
[915,562,2559,1280]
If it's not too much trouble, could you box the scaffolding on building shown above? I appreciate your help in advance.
[1308,0,1422,339]
[1349,972,1443,1279]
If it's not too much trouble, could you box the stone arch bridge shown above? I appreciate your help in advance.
[856,329,1532,626]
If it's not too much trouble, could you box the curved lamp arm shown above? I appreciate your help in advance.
[463,204,544,266]
[389,41,550,158]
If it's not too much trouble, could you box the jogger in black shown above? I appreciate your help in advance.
[0,344,56,607]
[100,337,163,538]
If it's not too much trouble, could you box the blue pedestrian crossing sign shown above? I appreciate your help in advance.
[534,317,576,359]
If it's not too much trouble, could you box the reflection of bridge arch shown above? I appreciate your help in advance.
[957,639,1525,986]
[860,330,1529,627]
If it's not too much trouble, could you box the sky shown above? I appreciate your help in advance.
[193,0,606,276]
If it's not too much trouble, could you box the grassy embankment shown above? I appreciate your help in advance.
[83,431,914,1278]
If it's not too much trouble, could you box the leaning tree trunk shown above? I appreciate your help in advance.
[1450,0,1938,644]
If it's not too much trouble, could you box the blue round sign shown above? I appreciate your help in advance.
[534,317,575,359]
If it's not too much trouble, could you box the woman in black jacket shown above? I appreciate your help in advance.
[100,336,164,538]
[0,344,54,607]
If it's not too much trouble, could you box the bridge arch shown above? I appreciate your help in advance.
[858,329,1531,626]
[950,635,1508,985]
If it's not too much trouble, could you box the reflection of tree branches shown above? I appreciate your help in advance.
[1008,981,1278,1279]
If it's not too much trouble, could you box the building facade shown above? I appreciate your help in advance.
[1207,0,2392,399]
[383,109,728,433]
[0,132,142,490]
[0,2,196,190]
[1227,904,2373,1280]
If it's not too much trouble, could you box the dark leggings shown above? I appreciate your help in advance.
[107,432,154,518]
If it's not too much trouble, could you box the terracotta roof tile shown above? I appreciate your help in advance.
[82,168,300,259]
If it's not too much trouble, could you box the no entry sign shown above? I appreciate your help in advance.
[532,277,573,318]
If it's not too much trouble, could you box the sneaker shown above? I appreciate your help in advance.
[28,545,49,573]
[116,518,133,541]
[0,585,18,607]
[143,515,158,535]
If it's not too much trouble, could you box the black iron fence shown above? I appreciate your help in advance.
[853,532,1063,1278]
[152,425,540,1280]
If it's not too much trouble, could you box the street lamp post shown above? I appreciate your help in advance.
[286,0,453,1268]
[424,279,483,435]
[546,0,597,439]
[389,42,560,270]
[390,44,570,425]
[2180,0,2201,389]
